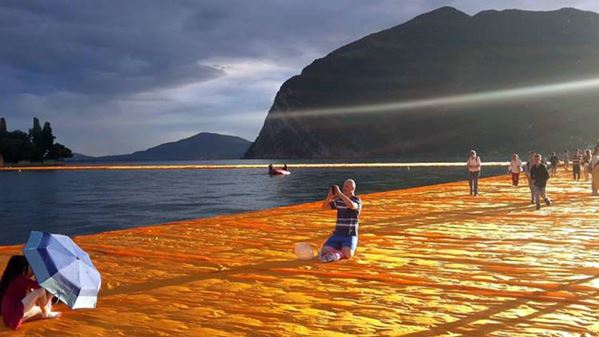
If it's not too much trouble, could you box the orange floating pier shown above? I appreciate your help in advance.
[0,172,597,336]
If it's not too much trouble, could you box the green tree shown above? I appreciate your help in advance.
[0,118,73,163]
[0,117,6,163]
[47,143,73,160]
[28,117,44,161]
[0,117,6,137]
[29,117,42,145]
[0,130,36,163]
[41,121,55,158]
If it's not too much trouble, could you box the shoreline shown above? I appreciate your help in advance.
[0,161,511,172]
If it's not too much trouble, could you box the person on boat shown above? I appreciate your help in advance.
[319,179,362,263]
[508,153,522,186]
[268,163,290,175]
[466,150,481,196]
[0,256,60,330]
[530,153,551,210]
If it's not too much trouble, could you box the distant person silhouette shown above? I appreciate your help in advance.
[583,149,592,181]
[549,152,559,177]
[591,148,599,196]
[524,151,536,204]
[530,153,551,210]
[466,150,481,196]
[508,153,522,186]
[572,149,582,181]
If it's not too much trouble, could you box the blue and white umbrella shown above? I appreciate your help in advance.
[23,231,101,309]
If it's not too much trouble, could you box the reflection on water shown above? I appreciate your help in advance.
[0,161,504,245]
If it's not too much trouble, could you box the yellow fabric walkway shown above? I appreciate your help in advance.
[0,172,597,336]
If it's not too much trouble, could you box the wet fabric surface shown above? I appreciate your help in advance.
[0,172,597,336]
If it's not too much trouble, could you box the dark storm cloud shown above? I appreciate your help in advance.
[0,0,228,95]
[1,0,451,95]
[3,0,596,97]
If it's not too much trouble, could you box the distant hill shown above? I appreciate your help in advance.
[246,7,599,159]
[72,132,252,162]
[70,153,96,161]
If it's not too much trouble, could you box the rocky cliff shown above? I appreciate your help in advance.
[246,7,599,159]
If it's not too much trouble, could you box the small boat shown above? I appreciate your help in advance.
[269,168,291,175]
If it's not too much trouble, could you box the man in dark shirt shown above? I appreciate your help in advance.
[524,151,536,203]
[572,150,582,181]
[530,153,552,210]
[319,179,362,262]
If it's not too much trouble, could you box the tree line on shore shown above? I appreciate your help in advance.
[0,117,73,163]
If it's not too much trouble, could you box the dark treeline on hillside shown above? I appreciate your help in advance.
[0,117,73,163]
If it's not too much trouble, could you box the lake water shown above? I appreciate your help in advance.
[0,160,504,245]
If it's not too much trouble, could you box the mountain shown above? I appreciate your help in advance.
[245,7,599,159]
[70,153,96,161]
[72,133,252,161]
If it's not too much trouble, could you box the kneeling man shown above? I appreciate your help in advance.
[320,179,362,262]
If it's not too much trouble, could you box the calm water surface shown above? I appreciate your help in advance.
[0,160,504,245]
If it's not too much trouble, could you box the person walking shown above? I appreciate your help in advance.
[524,151,536,204]
[467,150,481,196]
[508,153,522,186]
[564,150,570,171]
[591,148,599,196]
[530,153,551,210]
[582,149,592,181]
[572,150,582,181]
[549,152,559,177]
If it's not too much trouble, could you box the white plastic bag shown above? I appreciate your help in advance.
[294,242,315,260]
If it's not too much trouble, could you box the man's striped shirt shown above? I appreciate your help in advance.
[330,196,362,236]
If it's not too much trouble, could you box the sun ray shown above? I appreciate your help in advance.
[271,77,599,119]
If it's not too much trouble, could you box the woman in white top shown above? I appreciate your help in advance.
[467,150,481,196]
[508,153,523,186]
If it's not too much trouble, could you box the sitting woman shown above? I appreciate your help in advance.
[0,255,60,330]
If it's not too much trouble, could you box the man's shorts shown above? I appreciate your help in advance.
[324,235,358,252]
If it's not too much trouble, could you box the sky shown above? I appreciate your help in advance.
[2,0,599,156]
